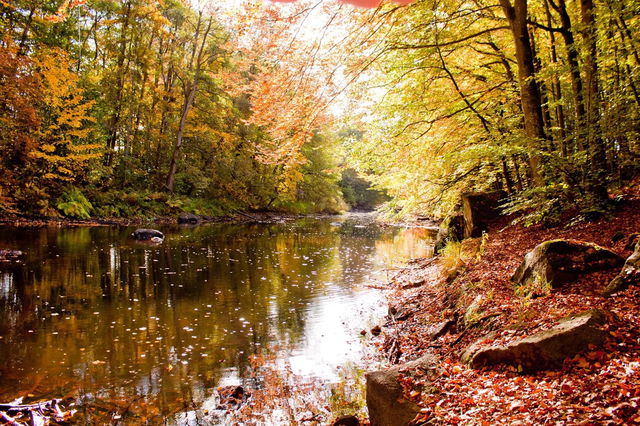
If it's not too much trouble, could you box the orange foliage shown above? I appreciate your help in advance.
[0,44,41,209]
[223,2,336,168]
[0,44,99,212]
[45,0,87,23]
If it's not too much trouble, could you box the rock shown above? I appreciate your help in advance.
[388,305,413,322]
[132,229,164,241]
[178,213,201,224]
[366,355,438,426]
[332,415,360,426]
[611,231,626,243]
[461,191,506,238]
[0,249,23,261]
[603,240,640,296]
[462,310,607,372]
[401,278,425,289]
[434,214,465,253]
[429,319,456,340]
[511,239,624,289]
[230,386,244,399]
[371,325,382,336]
[216,385,249,410]
[625,233,640,251]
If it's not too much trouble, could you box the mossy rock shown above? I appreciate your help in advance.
[604,239,640,297]
[462,310,607,372]
[462,191,506,238]
[366,355,439,426]
[512,239,624,290]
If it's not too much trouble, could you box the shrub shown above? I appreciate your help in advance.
[57,188,93,219]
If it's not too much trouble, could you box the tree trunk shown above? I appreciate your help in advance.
[550,0,586,149]
[165,14,213,192]
[104,0,132,167]
[165,81,197,192]
[580,0,609,204]
[499,0,546,185]
[544,0,567,157]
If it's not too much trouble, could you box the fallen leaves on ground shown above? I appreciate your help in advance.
[379,196,640,424]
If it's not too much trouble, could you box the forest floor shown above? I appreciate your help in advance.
[373,190,640,424]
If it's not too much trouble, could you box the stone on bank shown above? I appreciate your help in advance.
[366,355,438,426]
[461,310,607,372]
[512,239,623,290]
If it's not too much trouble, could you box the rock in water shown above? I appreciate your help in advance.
[366,355,438,426]
[461,310,607,372]
[604,240,640,296]
[178,213,201,224]
[512,239,623,290]
[132,229,164,241]
[0,249,23,261]
[461,191,506,238]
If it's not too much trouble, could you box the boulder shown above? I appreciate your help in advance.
[216,385,250,410]
[434,214,465,253]
[462,191,506,238]
[366,355,438,426]
[462,310,607,372]
[625,233,640,251]
[178,213,201,224]
[603,240,640,296]
[332,415,360,426]
[429,319,456,340]
[132,229,164,241]
[512,239,624,289]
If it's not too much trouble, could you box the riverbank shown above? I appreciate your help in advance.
[370,194,640,424]
[0,211,308,228]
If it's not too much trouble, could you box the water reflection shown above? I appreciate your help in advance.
[0,215,434,421]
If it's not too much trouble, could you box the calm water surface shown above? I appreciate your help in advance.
[0,214,434,422]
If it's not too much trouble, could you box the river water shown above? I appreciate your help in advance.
[0,214,435,423]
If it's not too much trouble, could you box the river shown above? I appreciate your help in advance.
[0,214,435,423]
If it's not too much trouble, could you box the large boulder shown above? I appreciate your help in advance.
[462,191,506,238]
[625,233,640,251]
[512,239,624,290]
[603,240,640,297]
[366,355,438,426]
[332,415,360,426]
[462,310,607,372]
[178,213,201,225]
[132,229,164,241]
[434,214,465,253]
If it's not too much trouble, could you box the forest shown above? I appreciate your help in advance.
[1,0,639,424]
[1,0,636,222]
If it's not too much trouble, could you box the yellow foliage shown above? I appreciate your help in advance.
[32,49,101,184]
